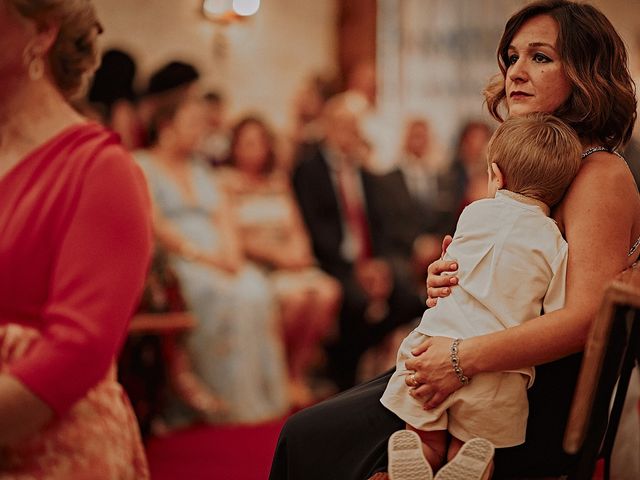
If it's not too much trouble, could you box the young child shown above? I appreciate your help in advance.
[380,113,583,480]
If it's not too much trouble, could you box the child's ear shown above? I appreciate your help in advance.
[490,162,504,189]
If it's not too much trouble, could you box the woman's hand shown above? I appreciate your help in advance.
[404,336,463,409]
[0,325,40,364]
[425,235,458,308]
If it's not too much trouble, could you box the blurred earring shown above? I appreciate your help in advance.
[23,44,44,81]
[28,55,44,81]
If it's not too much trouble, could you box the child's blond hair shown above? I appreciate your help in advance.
[487,113,582,207]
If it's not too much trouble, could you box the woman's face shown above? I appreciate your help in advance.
[505,15,572,117]
[234,123,270,174]
[172,100,208,153]
[405,121,429,157]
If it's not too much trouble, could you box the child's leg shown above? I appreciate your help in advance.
[446,436,464,462]
[407,425,448,471]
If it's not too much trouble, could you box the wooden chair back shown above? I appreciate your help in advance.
[563,263,640,479]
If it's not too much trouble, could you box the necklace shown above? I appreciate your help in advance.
[581,146,623,159]
[581,146,608,158]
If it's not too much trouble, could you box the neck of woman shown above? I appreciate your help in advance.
[152,141,189,167]
[0,79,83,157]
[0,79,84,176]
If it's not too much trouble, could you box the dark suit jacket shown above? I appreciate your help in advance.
[292,142,377,281]
[292,142,421,282]
[367,168,426,260]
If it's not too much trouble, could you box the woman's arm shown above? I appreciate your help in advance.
[151,183,241,273]
[210,186,243,273]
[2,147,152,443]
[241,184,315,269]
[408,153,638,408]
[280,187,316,266]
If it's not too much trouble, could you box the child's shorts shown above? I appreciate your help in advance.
[380,329,529,448]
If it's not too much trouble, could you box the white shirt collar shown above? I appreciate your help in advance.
[496,189,551,217]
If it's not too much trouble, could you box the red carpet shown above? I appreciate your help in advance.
[146,417,286,480]
[145,417,606,479]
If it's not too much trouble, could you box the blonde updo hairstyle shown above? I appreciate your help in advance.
[8,0,103,99]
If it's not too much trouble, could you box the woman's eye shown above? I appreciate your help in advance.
[507,54,518,65]
[533,53,551,63]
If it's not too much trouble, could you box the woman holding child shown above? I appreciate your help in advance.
[269,1,639,478]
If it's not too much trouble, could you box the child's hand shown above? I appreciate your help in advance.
[425,235,458,308]
[0,324,41,364]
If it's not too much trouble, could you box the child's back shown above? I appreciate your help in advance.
[418,190,567,341]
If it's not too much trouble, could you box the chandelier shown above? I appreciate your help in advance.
[202,0,261,23]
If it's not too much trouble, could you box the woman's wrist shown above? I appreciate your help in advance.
[456,336,483,378]
[450,339,470,384]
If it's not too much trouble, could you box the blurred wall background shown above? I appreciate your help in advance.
[92,0,639,147]
[92,0,338,131]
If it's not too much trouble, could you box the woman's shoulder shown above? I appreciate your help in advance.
[49,122,120,164]
[554,149,639,231]
[89,143,149,188]
[580,149,630,174]
[569,149,636,198]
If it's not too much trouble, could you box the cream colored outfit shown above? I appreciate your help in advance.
[381,190,568,447]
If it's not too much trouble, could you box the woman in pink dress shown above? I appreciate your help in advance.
[223,116,342,406]
[0,1,151,478]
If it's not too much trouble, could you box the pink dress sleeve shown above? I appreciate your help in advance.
[7,145,152,416]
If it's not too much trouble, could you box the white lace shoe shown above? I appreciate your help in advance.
[388,430,434,480]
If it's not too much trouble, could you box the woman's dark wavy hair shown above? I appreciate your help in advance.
[484,0,637,150]
[228,116,277,175]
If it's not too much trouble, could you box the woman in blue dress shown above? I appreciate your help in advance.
[136,96,289,424]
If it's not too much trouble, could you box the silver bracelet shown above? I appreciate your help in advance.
[450,338,470,385]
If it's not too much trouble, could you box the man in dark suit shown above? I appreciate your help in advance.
[380,118,463,282]
[292,95,423,390]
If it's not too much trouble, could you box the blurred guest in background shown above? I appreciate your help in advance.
[293,94,423,390]
[290,74,339,146]
[135,96,289,425]
[88,48,146,150]
[224,116,342,406]
[442,120,493,213]
[137,60,201,146]
[385,118,457,283]
[343,59,401,173]
[0,0,151,477]
[282,74,339,174]
[623,134,640,188]
[197,91,231,167]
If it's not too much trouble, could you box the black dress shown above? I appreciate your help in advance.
[269,353,581,479]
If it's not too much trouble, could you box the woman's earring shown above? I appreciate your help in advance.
[23,44,44,81]
[28,55,45,81]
